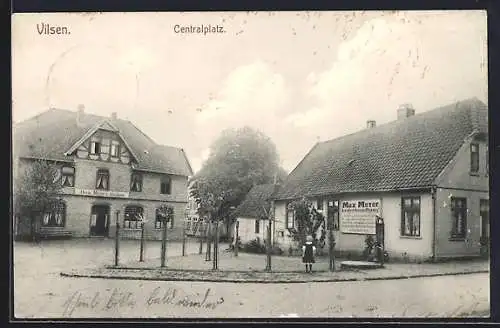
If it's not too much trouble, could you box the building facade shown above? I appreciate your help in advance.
[232,184,275,245]
[13,107,193,241]
[272,98,489,261]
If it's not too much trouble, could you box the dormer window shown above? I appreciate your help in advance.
[90,138,101,155]
[470,143,479,173]
[110,140,120,157]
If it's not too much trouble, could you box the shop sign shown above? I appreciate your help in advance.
[74,188,129,199]
[340,199,381,234]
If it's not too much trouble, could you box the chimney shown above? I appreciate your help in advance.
[111,112,117,119]
[397,103,415,120]
[76,104,85,126]
[366,120,376,129]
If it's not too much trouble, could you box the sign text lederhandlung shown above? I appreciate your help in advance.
[340,199,381,235]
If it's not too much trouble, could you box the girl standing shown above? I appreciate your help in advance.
[302,235,316,273]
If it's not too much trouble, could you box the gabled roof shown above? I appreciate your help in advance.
[13,108,193,177]
[233,183,276,219]
[274,97,488,200]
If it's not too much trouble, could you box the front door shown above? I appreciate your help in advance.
[90,205,110,236]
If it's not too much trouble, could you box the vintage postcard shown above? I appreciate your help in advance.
[11,10,489,319]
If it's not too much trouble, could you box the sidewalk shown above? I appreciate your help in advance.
[61,251,490,283]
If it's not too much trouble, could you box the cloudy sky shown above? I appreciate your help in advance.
[12,11,487,173]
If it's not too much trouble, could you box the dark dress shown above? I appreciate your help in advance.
[302,242,315,263]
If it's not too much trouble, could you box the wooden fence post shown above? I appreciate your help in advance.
[139,221,145,262]
[114,210,120,267]
[161,217,168,268]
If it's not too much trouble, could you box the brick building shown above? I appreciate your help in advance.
[13,106,193,241]
[272,98,489,261]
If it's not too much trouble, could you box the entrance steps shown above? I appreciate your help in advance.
[340,260,383,270]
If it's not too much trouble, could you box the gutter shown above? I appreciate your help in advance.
[431,185,437,262]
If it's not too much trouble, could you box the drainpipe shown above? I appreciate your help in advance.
[431,186,437,262]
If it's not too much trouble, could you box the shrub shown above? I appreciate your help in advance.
[270,246,284,256]
[242,237,266,254]
[363,235,376,261]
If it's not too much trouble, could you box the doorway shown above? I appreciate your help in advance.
[90,205,110,237]
[480,199,489,255]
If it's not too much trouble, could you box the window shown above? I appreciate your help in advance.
[470,143,479,173]
[451,197,467,239]
[255,220,260,233]
[124,206,144,229]
[401,197,421,237]
[155,206,174,229]
[61,166,75,187]
[130,172,143,192]
[480,199,489,239]
[110,140,120,157]
[96,169,109,190]
[90,139,101,155]
[327,200,340,231]
[100,139,110,154]
[486,145,489,175]
[316,198,324,211]
[42,200,66,227]
[286,202,295,229]
[160,175,171,195]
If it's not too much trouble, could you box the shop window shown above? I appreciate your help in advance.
[61,166,75,187]
[286,202,295,229]
[110,140,120,157]
[450,197,467,239]
[255,220,260,233]
[124,206,143,229]
[42,200,66,227]
[160,175,171,195]
[401,197,421,237]
[155,206,174,229]
[470,143,479,173]
[96,169,109,190]
[130,172,143,192]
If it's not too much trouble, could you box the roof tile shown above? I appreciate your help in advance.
[274,98,488,200]
[13,108,193,176]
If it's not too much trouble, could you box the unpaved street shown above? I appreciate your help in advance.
[13,240,490,318]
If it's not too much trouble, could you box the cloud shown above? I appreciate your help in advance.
[196,60,289,124]
[290,12,487,139]
[192,60,290,170]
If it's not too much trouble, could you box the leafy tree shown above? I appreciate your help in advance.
[190,126,286,223]
[287,198,326,251]
[13,159,63,240]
